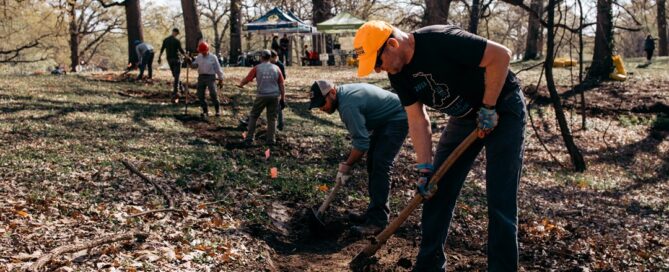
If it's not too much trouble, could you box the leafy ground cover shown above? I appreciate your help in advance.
[0,58,667,271]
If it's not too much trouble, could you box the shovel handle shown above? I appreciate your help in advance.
[354,129,479,259]
[184,64,189,115]
[317,178,345,215]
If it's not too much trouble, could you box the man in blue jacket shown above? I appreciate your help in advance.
[309,80,408,234]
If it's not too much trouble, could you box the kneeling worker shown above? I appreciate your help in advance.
[309,80,408,234]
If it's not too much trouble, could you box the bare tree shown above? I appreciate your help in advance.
[468,0,481,34]
[312,0,332,53]
[544,0,586,172]
[523,0,543,60]
[229,0,242,63]
[199,0,230,56]
[0,36,49,63]
[0,1,54,64]
[97,0,144,68]
[56,0,122,72]
[181,0,203,53]
[658,0,668,56]
[423,0,452,25]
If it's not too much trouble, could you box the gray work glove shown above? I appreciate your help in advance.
[336,162,351,185]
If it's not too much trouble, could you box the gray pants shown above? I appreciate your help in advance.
[277,104,285,129]
[167,58,181,95]
[365,120,408,226]
[414,88,526,272]
[196,74,220,115]
[247,96,279,143]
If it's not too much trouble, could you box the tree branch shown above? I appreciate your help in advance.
[96,0,126,8]
[27,231,148,272]
[121,160,175,208]
[614,25,642,32]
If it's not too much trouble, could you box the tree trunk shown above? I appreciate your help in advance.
[586,0,614,81]
[468,0,481,34]
[423,0,451,25]
[545,0,586,172]
[68,4,79,72]
[125,0,143,68]
[577,0,586,130]
[229,0,242,63]
[312,0,332,54]
[658,0,668,56]
[523,0,543,60]
[213,23,221,56]
[181,0,202,53]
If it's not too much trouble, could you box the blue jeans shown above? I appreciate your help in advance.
[414,88,526,272]
[137,50,154,80]
[366,120,408,226]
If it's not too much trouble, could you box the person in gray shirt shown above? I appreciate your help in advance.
[238,50,285,145]
[309,80,408,235]
[133,40,154,80]
[190,41,224,119]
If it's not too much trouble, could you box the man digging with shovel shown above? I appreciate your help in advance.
[308,80,408,235]
[354,21,526,271]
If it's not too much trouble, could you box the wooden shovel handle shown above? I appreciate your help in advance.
[317,177,345,215]
[356,129,479,258]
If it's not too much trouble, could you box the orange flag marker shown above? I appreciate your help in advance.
[270,167,278,178]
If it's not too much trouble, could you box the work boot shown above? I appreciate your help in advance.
[351,220,384,236]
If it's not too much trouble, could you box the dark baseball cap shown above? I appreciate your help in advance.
[309,80,335,109]
[261,49,272,58]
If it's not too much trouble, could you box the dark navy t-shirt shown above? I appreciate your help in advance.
[389,25,520,118]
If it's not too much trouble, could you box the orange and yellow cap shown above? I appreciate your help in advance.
[353,21,393,77]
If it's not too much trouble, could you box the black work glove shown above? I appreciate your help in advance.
[279,99,286,109]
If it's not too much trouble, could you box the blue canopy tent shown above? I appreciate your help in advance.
[243,7,317,34]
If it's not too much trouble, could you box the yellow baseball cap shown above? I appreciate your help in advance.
[353,21,393,77]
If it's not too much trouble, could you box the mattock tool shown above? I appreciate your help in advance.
[350,129,479,268]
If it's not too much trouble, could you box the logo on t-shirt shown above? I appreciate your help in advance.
[411,72,473,117]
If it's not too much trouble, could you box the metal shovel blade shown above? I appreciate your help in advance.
[308,206,327,233]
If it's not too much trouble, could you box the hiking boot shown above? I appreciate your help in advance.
[277,123,284,131]
[215,112,221,117]
[200,113,209,121]
[242,138,254,147]
[171,94,180,104]
[347,211,367,224]
[351,221,384,236]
